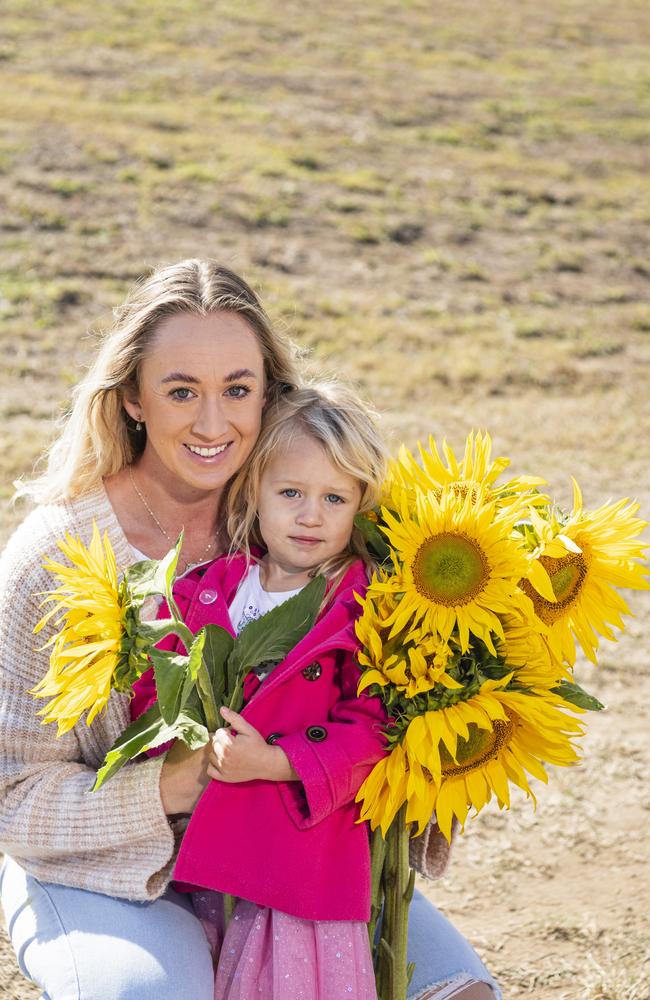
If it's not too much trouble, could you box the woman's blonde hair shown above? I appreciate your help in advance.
[226,380,388,584]
[23,259,299,502]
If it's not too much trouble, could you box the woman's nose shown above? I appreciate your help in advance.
[191,398,228,439]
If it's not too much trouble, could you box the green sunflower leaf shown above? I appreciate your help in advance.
[125,534,183,608]
[354,512,391,563]
[150,648,190,725]
[552,680,605,712]
[200,623,234,704]
[228,574,327,678]
[92,702,209,792]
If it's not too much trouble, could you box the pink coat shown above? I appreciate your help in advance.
[131,555,387,921]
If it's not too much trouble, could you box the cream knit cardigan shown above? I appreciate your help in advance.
[0,485,452,902]
[0,485,175,900]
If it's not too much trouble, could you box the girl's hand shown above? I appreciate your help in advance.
[208,707,299,784]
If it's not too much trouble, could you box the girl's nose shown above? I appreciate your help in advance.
[296,499,322,526]
[191,398,228,439]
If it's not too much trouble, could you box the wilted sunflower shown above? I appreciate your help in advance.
[521,481,649,664]
[372,486,534,654]
[33,523,144,735]
[385,431,546,514]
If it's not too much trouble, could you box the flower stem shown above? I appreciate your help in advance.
[368,827,387,954]
[374,805,414,1000]
[167,610,220,733]
[196,658,220,732]
[223,891,237,928]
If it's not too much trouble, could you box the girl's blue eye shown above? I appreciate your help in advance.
[282,489,300,498]
[171,387,193,400]
[225,385,251,399]
[325,494,344,504]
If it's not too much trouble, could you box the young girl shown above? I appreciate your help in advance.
[132,381,389,1000]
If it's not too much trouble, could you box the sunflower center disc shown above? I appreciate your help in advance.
[440,717,514,777]
[412,532,489,606]
[522,551,588,624]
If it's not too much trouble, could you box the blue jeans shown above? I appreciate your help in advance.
[1,856,500,999]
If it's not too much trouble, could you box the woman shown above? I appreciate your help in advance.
[0,259,500,1000]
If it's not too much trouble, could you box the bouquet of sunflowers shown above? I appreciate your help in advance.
[352,433,647,999]
[31,432,647,1000]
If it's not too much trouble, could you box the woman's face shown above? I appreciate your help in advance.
[124,311,266,496]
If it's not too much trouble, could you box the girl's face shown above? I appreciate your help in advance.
[257,433,362,583]
[124,311,266,497]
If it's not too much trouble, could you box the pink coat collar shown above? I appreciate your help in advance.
[181,554,368,706]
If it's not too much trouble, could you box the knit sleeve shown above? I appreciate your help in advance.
[0,503,176,901]
[408,818,456,881]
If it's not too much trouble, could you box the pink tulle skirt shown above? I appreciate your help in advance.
[193,891,377,1000]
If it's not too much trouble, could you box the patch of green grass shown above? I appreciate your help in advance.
[571,335,626,359]
[631,307,650,332]
[539,248,588,273]
[333,168,385,194]
[46,176,89,198]
[515,317,568,340]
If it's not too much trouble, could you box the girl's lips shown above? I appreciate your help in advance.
[290,536,322,546]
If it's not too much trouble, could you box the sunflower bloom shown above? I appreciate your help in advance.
[356,743,411,837]
[521,481,649,664]
[385,431,546,515]
[32,523,141,735]
[430,686,582,840]
[372,486,532,654]
[356,590,460,698]
[359,681,583,842]
[497,611,570,688]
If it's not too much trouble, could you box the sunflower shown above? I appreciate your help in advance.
[385,431,546,515]
[497,611,570,688]
[372,485,533,654]
[520,480,649,664]
[358,680,583,841]
[356,742,411,837]
[32,522,140,735]
[356,588,461,698]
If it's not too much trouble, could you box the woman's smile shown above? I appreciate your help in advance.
[184,441,233,462]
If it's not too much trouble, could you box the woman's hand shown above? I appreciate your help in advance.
[208,707,299,783]
[159,740,213,816]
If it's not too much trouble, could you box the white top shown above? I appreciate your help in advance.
[228,563,303,636]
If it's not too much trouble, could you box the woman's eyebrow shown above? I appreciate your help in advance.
[161,372,200,384]
[224,369,258,382]
[160,368,258,385]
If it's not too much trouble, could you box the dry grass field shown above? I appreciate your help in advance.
[1,1,649,997]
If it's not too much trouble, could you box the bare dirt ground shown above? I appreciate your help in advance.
[1,2,649,997]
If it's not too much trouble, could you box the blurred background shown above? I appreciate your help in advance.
[1,2,648,997]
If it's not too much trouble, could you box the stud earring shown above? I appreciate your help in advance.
[135,421,143,432]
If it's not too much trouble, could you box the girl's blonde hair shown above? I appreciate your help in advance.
[23,259,299,503]
[226,380,388,584]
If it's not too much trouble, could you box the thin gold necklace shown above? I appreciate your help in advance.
[128,465,216,570]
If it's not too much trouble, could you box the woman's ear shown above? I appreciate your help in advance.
[121,386,142,424]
